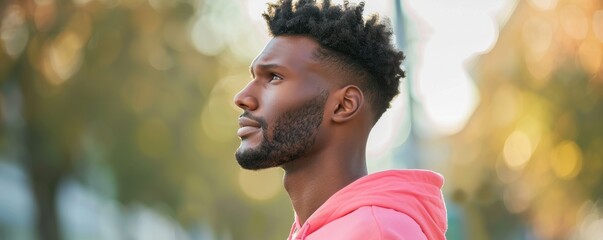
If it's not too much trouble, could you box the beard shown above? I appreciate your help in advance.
[235,91,329,170]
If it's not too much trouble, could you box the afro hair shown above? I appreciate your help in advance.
[262,0,405,121]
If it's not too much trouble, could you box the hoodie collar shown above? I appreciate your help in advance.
[290,169,447,240]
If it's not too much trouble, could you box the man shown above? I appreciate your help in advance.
[234,0,447,239]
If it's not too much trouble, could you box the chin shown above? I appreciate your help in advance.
[235,151,283,170]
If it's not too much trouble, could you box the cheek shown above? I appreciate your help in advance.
[260,90,301,113]
[259,95,296,132]
[258,84,329,121]
[258,94,280,122]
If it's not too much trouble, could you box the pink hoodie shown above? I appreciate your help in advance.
[287,170,447,240]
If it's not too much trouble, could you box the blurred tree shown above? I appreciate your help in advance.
[0,1,200,239]
[448,0,603,239]
[1,0,292,239]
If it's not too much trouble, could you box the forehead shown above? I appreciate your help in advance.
[252,35,321,69]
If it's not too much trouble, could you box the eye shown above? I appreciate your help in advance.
[269,74,283,82]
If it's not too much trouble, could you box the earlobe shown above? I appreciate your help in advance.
[332,85,364,123]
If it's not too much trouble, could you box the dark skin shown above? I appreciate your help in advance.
[234,35,374,225]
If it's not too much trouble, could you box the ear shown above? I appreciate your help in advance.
[331,85,364,123]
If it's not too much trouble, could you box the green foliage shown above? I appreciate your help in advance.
[0,0,291,239]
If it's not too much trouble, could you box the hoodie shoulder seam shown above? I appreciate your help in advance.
[369,206,384,240]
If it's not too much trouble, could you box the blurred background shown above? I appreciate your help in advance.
[0,0,602,239]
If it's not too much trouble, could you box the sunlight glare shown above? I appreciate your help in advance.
[367,93,411,160]
[245,0,268,22]
[406,0,514,135]
[416,58,479,135]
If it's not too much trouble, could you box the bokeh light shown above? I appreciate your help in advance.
[447,0,603,238]
[1,4,28,59]
[503,130,533,170]
[550,140,583,180]
[238,168,282,201]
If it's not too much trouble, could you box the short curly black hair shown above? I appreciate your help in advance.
[262,0,405,121]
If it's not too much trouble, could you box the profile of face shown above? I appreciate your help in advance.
[234,36,332,170]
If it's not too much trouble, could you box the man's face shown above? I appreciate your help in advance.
[233,36,333,170]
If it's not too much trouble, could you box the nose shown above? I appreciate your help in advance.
[233,81,258,111]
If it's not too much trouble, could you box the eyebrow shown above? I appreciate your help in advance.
[249,63,285,78]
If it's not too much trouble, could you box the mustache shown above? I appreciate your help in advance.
[240,112,268,130]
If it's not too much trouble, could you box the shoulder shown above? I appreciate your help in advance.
[365,207,427,239]
[307,206,427,240]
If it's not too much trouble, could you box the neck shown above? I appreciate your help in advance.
[282,145,367,226]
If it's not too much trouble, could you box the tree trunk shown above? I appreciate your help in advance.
[17,57,64,240]
[28,165,61,240]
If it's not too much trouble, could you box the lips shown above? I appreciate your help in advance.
[237,117,262,138]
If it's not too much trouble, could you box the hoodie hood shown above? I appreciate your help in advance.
[292,169,447,239]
